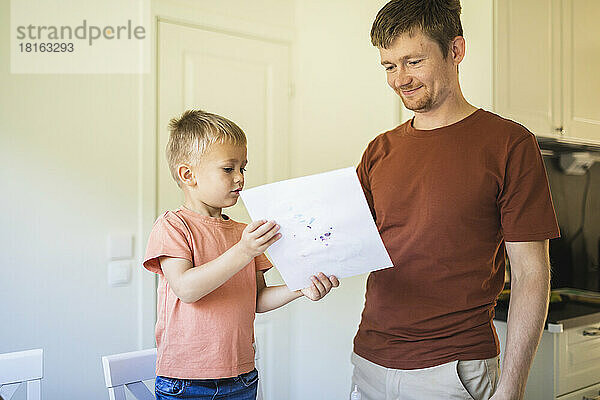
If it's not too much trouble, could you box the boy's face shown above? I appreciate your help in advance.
[185,142,247,213]
[379,29,460,113]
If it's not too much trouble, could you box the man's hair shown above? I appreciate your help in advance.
[371,0,463,58]
[166,109,247,186]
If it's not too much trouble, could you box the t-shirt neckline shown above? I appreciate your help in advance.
[177,206,235,227]
[403,108,484,138]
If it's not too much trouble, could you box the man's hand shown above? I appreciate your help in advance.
[300,272,340,301]
[236,220,281,259]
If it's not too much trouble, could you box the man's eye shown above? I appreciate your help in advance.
[408,60,422,66]
[385,65,395,71]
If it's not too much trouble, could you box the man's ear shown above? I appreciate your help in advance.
[177,164,195,186]
[450,36,466,66]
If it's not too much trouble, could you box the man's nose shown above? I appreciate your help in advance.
[392,68,411,89]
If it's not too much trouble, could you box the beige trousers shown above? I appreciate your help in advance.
[350,352,499,400]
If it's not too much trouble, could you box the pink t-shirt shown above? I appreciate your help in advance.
[143,207,272,379]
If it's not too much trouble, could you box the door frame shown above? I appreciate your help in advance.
[137,0,295,354]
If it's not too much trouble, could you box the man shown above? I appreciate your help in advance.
[351,1,559,399]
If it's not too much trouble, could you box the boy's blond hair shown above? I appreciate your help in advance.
[166,110,247,186]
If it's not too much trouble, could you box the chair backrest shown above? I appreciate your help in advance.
[102,346,265,400]
[101,348,157,400]
[0,349,43,400]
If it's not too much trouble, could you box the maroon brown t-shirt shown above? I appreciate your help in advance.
[353,109,559,369]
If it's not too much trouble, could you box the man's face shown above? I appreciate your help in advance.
[379,30,458,113]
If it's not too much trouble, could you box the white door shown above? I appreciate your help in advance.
[158,20,292,398]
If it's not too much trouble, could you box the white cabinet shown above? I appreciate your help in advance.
[494,0,561,139]
[493,320,600,399]
[493,0,600,143]
[561,0,600,143]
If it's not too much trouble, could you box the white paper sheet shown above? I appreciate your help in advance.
[240,167,393,291]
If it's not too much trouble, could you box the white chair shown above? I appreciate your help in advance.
[0,348,43,400]
[102,346,264,400]
[102,348,157,400]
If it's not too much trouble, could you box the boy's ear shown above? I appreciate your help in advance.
[177,164,195,186]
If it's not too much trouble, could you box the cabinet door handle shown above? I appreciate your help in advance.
[582,328,600,336]
[554,126,564,134]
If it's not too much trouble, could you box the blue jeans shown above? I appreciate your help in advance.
[155,369,258,400]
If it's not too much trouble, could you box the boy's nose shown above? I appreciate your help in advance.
[234,173,243,184]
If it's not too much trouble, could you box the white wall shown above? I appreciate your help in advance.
[0,2,145,400]
[290,0,399,177]
[0,0,295,399]
[460,0,494,111]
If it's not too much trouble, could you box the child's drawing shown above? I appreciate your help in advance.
[240,167,392,290]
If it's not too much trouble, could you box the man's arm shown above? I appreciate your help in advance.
[492,240,550,400]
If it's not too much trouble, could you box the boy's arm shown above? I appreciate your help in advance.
[161,220,280,303]
[256,271,339,313]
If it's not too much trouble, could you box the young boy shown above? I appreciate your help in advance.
[143,110,339,400]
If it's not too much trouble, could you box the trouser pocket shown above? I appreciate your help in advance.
[155,376,186,397]
[455,357,499,400]
[239,368,259,387]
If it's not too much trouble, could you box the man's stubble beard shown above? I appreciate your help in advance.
[398,87,434,113]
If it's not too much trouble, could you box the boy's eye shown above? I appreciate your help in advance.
[240,167,246,173]
[223,168,234,173]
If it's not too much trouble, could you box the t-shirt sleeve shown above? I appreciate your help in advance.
[143,212,193,274]
[357,142,376,221]
[254,253,273,271]
[498,134,560,242]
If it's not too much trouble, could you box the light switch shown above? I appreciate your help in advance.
[108,260,132,287]
[107,233,133,260]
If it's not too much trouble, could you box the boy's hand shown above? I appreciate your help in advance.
[301,273,340,301]
[237,220,281,259]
